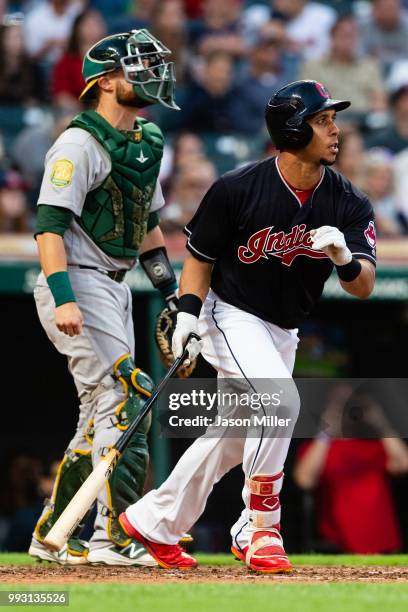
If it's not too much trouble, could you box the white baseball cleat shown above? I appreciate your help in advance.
[29,537,89,565]
[87,541,157,566]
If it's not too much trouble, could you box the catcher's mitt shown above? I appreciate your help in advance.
[155,306,197,378]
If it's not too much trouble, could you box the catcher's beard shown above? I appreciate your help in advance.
[115,81,153,109]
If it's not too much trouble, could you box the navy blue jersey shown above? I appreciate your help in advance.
[184,157,376,329]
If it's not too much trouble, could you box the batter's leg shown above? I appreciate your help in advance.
[224,318,300,572]
[124,292,298,544]
[125,433,245,544]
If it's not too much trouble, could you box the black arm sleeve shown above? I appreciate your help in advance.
[183,178,233,263]
[35,204,74,238]
[342,195,377,266]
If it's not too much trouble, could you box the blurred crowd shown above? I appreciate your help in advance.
[0,453,59,551]
[0,0,407,235]
[293,382,408,554]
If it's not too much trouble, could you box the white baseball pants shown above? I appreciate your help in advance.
[126,289,300,548]
[34,268,136,548]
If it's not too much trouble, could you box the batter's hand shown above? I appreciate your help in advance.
[55,302,83,337]
[172,312,203,365]
[310,226,352,266]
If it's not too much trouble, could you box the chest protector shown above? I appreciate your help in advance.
[69,110,163,259]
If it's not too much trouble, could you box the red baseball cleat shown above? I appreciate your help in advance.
[119,512,198,570]
[231,529,292,574]
[231,545,245,562]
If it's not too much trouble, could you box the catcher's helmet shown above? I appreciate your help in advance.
[265,80,350,150]
[80,29,179,110]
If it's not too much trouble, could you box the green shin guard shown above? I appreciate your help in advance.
[107,432,149,546]
[105,355,154,547]
[35,449,93,545]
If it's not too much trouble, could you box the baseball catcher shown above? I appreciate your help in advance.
[30,30,184,566]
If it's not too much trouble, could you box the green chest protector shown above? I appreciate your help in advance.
[69,110,163,259]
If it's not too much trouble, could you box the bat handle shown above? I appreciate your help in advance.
[182,332,201,358]
[185,332,201,345]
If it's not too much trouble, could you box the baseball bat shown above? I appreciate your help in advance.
[44,333,200,552]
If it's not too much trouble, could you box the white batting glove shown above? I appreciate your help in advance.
[310,226,352,266]
[172,312,203,365]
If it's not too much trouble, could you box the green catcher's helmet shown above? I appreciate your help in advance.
[80,29,179,110]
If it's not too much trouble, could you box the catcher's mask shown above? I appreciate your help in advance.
[80,29,180,110]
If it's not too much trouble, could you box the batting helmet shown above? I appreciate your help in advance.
[80,29,179,110]
[265,80,350,150]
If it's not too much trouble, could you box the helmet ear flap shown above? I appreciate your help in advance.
[265,100,314,150]
[292,122,313,149]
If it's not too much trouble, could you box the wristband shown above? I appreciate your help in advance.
[335,258,362,282]
[139,246,178,298]
[178,294,203,318]
[47,271,76,307]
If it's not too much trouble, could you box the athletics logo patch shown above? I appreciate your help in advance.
[50,159,74,187]
[237,224,328,266]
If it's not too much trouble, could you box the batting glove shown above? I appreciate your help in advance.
[310,226,352,266]
[172,312,203,365]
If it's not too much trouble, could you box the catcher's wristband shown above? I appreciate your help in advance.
[179,294,203,318]
[47,271,76,307]
[139,246,177,298]
[335,257,362,282]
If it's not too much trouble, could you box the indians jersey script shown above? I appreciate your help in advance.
[185,157,376,329]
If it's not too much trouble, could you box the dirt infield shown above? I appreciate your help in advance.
[1,564,408,584]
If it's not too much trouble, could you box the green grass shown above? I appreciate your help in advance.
[2,554,408,612]
[1,584,408,612]
[199,553,408,566]
[2,552,408,566]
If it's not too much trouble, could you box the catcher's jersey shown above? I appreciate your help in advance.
[185,156,376,329]
[37,127,165,271]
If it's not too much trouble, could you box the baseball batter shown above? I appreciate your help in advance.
[119,80,377,573]
[29,30,180,566]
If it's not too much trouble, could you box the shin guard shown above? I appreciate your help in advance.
[102,354,153,547]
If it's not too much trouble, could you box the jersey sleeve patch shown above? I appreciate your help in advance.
[364,220,376,248]
[50,159,74,187]
[342,195,377,266]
